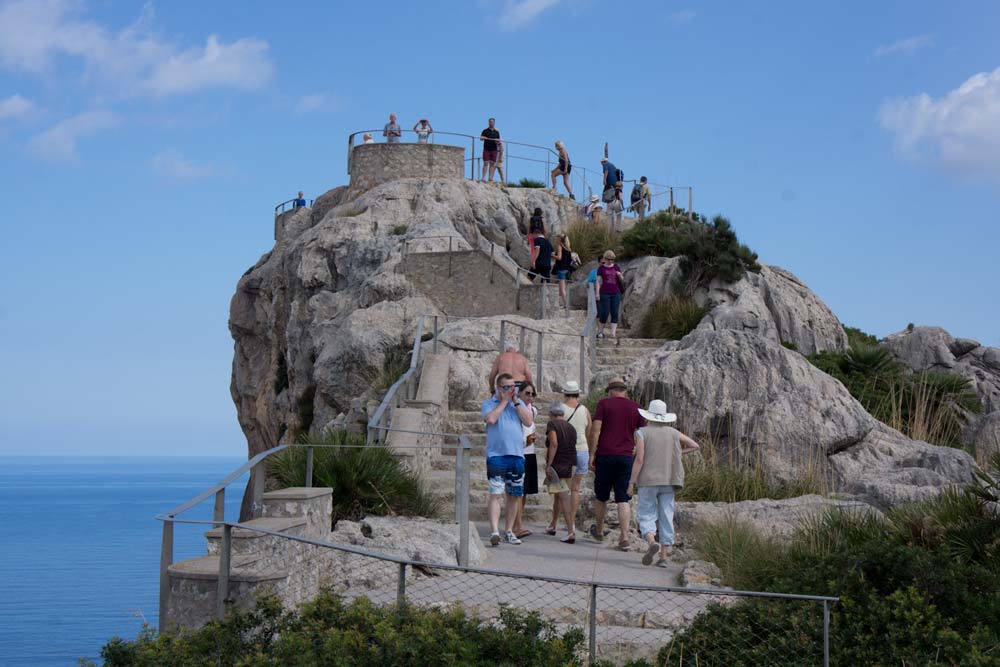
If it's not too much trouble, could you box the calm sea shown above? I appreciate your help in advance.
[0,456,246,666]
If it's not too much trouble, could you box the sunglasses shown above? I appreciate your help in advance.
[500,385,516,390]
[522,391,535,396]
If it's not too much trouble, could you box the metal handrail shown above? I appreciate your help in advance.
[366,314,426,445]
[274,198,314,218]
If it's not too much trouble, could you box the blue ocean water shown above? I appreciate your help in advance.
[0,456,246,666]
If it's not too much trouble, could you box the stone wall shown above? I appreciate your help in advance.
[349,143,465,193]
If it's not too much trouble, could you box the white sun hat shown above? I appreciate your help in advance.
[638,399,677,424]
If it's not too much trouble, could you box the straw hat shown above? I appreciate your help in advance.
[639,399,677,424]
[605,376,627,391]
[589,194,599,203]
[561,380,581,395]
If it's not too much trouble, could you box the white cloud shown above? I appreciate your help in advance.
[143,35,273,97]
[669,9,696,23]
[0,93,36,121]
[27,109,118,160]
[874,35,932,58]
[498,0,560,30]
[0,1,273,97]
[879,66,1000,179]
[150,149,216,180]
[295,92,340,115]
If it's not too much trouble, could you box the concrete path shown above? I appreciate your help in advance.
[475,518,685,587]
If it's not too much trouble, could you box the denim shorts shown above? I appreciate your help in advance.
[575,450,590,475]
[486,455,525,497]
[556,269,570,280]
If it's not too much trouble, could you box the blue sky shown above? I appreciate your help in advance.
[0,0,998,456]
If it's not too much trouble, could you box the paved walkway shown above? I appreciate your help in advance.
[475,518,685,586]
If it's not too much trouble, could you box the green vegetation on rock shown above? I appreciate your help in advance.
[271,430,440,526]
[640,296,709,340]
[565,218,617,265]
[90,592,588,667]
[807,344,982,448]
[619,212,760,294]
[666,461,1000,666]
[511,177,546,188]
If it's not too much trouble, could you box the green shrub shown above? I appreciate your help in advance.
[91,591,588,667]
[619,212,760,294]
[512,177,546,188]
[806,345,982,448]
[672,476,1000,667]
[271,430,440,526]
[843,325,879,347]
[391,223,408,235]
[368,341,413,394]
[566,218,617,265]
[640,296,709,340]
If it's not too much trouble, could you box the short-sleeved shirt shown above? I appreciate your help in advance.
[587,268,598,284]
[546,420,578,478]
[533,235,554,268]
[415,127,431,143]
[594,396,647,457]
[384,123,401,143]
[293,198,306,208]
[602,161,618,185]
[481,395,528,458]
[523,403,538,454]
[529,214,545,234]
[597,263,621,294]
[481,128,500,152]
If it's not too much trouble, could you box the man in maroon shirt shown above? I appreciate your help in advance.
[588,377,647,549]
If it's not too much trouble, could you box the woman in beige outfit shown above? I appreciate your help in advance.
[627,400,700,567]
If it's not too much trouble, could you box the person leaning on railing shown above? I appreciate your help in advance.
[293,191,307,208]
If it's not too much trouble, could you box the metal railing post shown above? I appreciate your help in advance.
[490,243,495,284]
[669,187,674,211]
[540,285,546,320]
[470,138,475,179]
[823,600,830,667]
[305,446,314,488]
[448,236,453,277]
[251,463,265,518]
[688,188,693,221]
[588,584,598,661]
[216,524,232,619]
[396,562,407,609]
[536,332,543,390]
[458,439,471,566]
[433,316,439,354]
[158,521,174,632]
[579,335,586,388]
[213,489,225,524]
[519,326,526,355]
[499,320,507,353]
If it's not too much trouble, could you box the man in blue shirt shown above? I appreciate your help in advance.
[481,372,534,546]
[293,191,306,208]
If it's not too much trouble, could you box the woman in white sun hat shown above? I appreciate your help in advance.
[627,399,701,567]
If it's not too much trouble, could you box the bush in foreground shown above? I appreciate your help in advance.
[89,591,588,667]
[271,430,440,526]
[662,467,1000,666]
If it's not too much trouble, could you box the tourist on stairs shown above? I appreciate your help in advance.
[487,345,532,394]
[544,401,579,543]
[482,373,533,546]
[552,233,574,309]
[596,250,624,344]
[512,381,539,540]
[628,400,701,567]
[556,380,591,535]
[551,140,574,199]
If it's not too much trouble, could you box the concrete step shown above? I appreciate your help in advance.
[205,516,309,557]
[167,553,288,584]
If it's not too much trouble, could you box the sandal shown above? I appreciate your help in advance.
[561,533,576,544]
[544,526,557,536]
[588,523,604,542]
[617,541,631,552]
[516,530,532,539]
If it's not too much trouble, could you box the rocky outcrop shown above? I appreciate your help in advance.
[674,495,880,544]
[883,326,1000,415]
[629,329,978,506]
[231,179,584,462]
[331,516,486,567]
[618,257,847,355]
[965,411,1000,460]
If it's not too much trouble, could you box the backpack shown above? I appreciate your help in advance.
[570,252,582,270]
[602,187,616,203]
[630,183,642,204]
[616,168,624,184]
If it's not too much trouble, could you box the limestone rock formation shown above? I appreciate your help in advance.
[619,257,847,355]
[965,411,1000,460]
[674,495,880,544]
[883,326,1000,415]
[629,329,978,506]
[331,516,486,567]
[231,178,583,465]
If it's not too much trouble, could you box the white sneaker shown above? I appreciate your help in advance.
[503,531,522,545]
[490,532,501,546]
